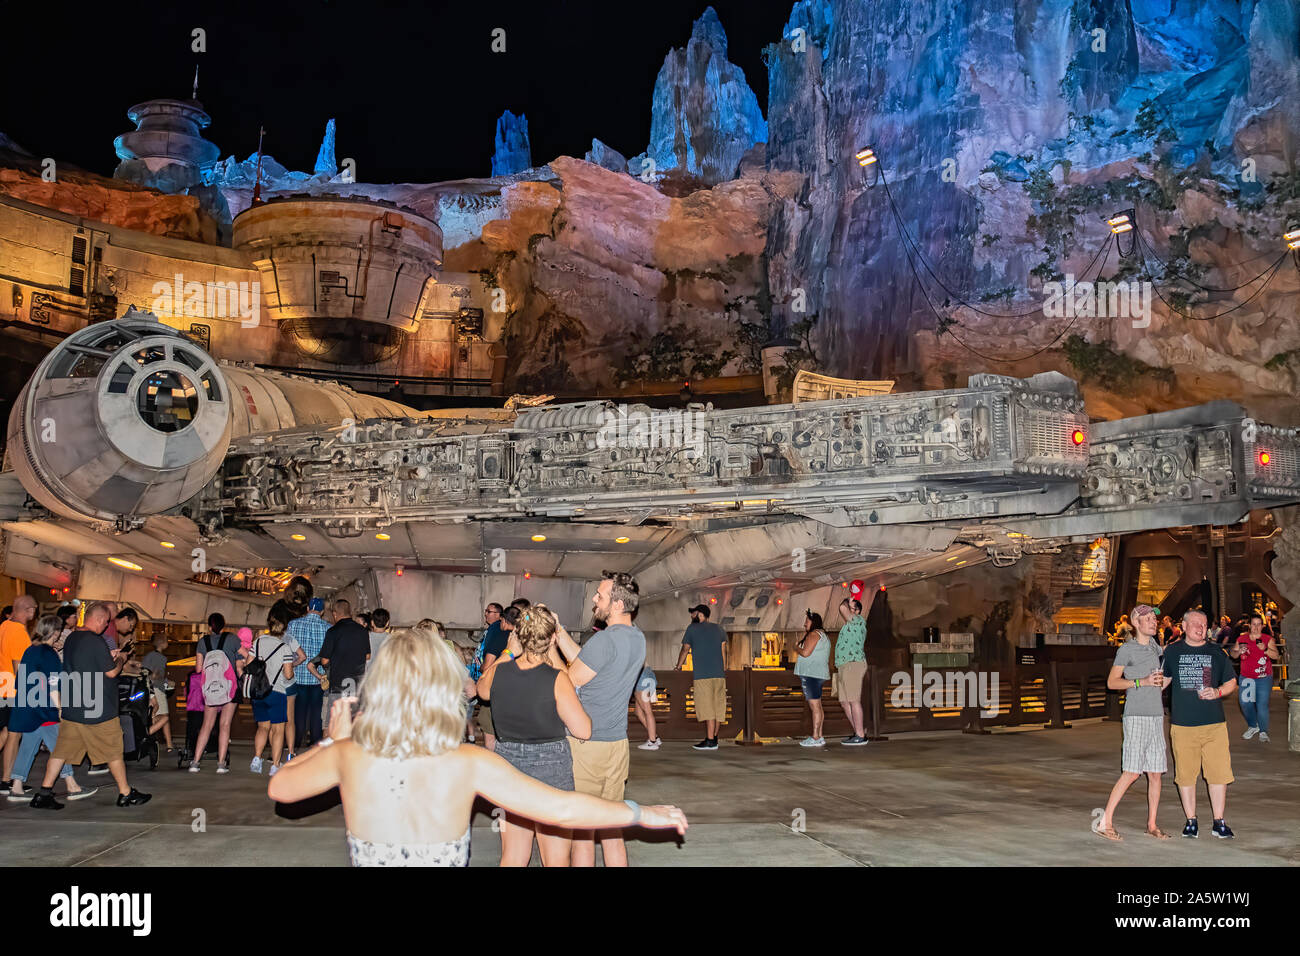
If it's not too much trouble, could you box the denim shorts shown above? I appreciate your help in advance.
[799,676,825,700]
[494,738,574,791]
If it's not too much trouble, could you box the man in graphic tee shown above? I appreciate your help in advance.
[1161,609,1237,839]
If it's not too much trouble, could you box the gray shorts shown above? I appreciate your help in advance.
[1121,715,1167,774]
[494,738,574,791]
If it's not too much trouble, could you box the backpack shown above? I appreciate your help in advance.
[200,633,237,706]
[240,639,285,701]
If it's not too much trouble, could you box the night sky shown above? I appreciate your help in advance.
[1,0,794,183]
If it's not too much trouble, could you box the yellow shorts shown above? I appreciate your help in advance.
[567,737,630,801]
[52,719,123,766]
[693,677,727,723]
[1169,722,1233,786]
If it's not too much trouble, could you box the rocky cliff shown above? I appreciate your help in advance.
[3,1,1297,419]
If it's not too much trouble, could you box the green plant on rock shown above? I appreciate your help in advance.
[1062,334,1174,389]
[613,322,736,386]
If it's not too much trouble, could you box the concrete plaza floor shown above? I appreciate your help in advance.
[0,698,1294,866]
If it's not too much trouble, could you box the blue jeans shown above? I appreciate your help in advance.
[12,724,73,782]
[1239,676,1273,733]
[294,684,324,748]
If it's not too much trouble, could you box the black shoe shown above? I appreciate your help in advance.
[1182,817,1198,838]
[87,764,109,776]
[116,788,152,807]
[30,791,63,810]
[1211,819,1234,839]
[0,779,10,793]
[692,738,712,750]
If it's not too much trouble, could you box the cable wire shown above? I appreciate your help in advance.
[878,166,1110,319]
[1140,248,1289,322]
[1135,228,1284,294]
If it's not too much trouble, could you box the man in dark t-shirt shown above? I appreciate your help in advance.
[32,602,150,809]
[1161,609,1237,839]
[320,599,370,702]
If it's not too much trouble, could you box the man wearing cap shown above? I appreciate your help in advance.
[288,598,328,749]
[1097,604,1170,841]
[676,604,728,751]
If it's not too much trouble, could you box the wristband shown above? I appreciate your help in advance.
[624,799,641,824]
[1134,677,1140,688]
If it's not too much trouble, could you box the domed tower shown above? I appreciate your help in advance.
[113,98,220,194]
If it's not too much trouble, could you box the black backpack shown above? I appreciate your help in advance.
[240,640,285,701]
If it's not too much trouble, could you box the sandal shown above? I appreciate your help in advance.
[1095,825,1123,842]
[1145,826,1172,840]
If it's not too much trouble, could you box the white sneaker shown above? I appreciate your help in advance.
[1242,727,1259,740]
[1259,732,1270,743]
[188,762,201,773]
[799,736,818,747]
[812,737,826,747]
[637,738,662,751]
[249,756,263,774]
[268,764,279,776]
[216,764,230,775]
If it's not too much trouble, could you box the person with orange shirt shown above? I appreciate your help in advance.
[0,595,38,792]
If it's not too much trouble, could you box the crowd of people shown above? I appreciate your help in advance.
[1097,603,1284,842]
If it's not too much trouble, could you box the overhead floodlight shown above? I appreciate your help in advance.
[1285,227,1300,250]
[1107,212,1133,234]
[856,147,877,167]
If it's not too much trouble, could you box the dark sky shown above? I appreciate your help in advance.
[1,0,793,183]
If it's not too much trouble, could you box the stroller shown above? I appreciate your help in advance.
[117,672,161,769]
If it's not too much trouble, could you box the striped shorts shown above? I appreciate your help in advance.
[1121,715,1167,774]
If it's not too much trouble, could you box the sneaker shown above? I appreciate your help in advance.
[1211,819,1234,839]
[1259,732,1270,743]
[637,738,662,750]
[1242,726,1259,740]
[692,738,713,750]
[116,788,151,807]
[64,787,98,801]
[188,761,201,773]
[841,735,869,746]
[702,738,719,750]
[87,764,109,776]
[268,764,279,777]
[1182,817,1198,838]
[799,736,820,747]
[249,756,263,774]
[29,791,63,810]
[216,763,230,775]
[7,786,32,802]
[812,737,826,747]
[0,779,10,793]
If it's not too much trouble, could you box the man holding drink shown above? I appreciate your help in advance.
[1161,609,1237,839]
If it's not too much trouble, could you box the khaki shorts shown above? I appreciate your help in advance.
[52,719,123,766]
[1169,722,1233,787]
[152,688,168,717]
[477,702,495,736]
[693,677,727,723]
[568,737,630,801]
[837,661,867,703]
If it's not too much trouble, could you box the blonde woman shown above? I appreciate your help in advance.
[477,605,591,866]
[268,628,686,866]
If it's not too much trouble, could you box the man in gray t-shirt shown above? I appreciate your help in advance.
[553,571,646,867]
[1096,603,1171,842]
[575,623,647,741]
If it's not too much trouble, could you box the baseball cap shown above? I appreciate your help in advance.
[1130,604,1156,623]
[687,604,710,618]
[308,598,325,611]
